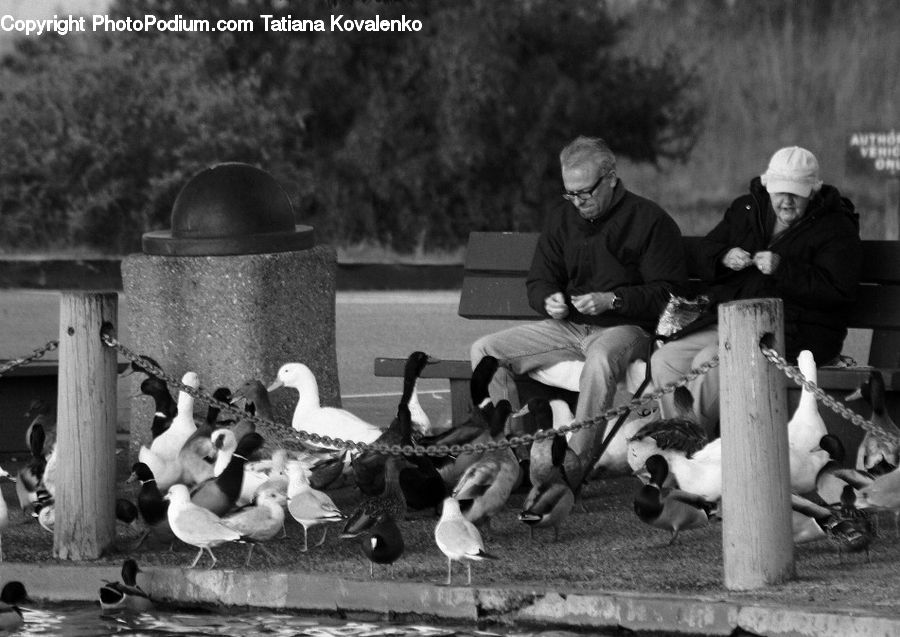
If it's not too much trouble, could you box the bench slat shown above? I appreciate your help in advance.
[459,276,541,319]
[465,232,538,273]
[374,357,474,380]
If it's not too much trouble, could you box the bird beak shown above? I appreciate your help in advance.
[426,355,442,364]
[266,380,284,393]
[512,404,531,418]
[119,367,137,379]
[845,388,863,402]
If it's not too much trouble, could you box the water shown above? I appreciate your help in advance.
[12,603,631,637]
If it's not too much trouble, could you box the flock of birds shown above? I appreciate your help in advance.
[2,346,900,621]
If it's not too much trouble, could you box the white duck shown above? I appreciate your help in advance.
[267,363,382,449]
[138,372,200,489]
[787,350,828,453]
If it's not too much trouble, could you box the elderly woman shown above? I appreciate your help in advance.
[651,146,862,434]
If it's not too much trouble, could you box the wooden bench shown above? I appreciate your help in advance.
[375,231,900,436]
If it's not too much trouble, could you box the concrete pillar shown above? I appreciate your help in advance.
[122,163,339,458]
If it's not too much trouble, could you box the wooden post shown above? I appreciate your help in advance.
[719,298,795,590]
[54,292,118,560]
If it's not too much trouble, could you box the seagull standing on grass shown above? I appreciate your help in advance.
[434,497,497,586]
[166,484,242,569]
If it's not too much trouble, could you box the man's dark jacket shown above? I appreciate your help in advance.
[690,177,861,363]
[526,181,687,332]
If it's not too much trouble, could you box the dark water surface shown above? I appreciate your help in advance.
[13,603,635,637]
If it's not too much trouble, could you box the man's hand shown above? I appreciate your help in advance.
[571,292,615,316]
[722,247,752,271]
[753,251,781,275]
[544,292,569,319]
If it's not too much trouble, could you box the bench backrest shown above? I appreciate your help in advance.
[459,231,900,366]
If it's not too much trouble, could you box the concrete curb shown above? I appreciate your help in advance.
[3,562,899,636]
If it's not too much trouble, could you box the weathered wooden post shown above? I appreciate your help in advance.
[54,292,118,559]
[719,298,794,589]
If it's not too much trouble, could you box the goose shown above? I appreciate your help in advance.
[166,484,243,569]
[177,387,232,487]
[221,489,286,566]
[267,362,382,448]
[591,405,660,479]
[127,462,175,549]
[15,421,47,514]
[98,559,154,613]
[626,386,708,481]
[0,581,29,632]
[358,512,405,578]
[0,466,11,561]
[434,497,497,586]
[791,491,875,559]
[786,350,828,454]
[847,369,900,476]
[342,455,410,538]
[353,351,438,495]
[191,431,264,516]
[286,460,345,551]
[451,400,519,534]
[633,455,714,544]
[854,465,900,535]
[146,371,200,461]
[518,463,575,542]
[417,355,500,487]
[396,403,447,514]
[516,398,583,492]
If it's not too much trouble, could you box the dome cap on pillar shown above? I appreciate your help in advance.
[142,162,314,256]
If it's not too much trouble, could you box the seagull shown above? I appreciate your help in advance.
[434,497,497,586]
[286,461,344,551]
[166,484,242,569]
[221,489,286,566]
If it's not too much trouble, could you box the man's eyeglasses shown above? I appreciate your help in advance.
[562,171,613,203]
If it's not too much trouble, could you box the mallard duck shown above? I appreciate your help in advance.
[791,491,875,560]
[0,581,29,632]
[633,454,714,544]
[191,431,264,516]
[231,379,275,421]
[136,377,176,440]
[221,489,286,565]
[24,398,55,453]
[358,512,405,578]
[789,433,834,496]
[342,455,410,538]
[518,463,575,542]
[787,350,828,454]
[98,559,154,613]
[127,462,175,549]
[286,460,345,551]
[166,484,243,569]
[434,497,497,586]
[268,362,382,448]
[401,351,440,437]
[451,400,519,534]
[847,369,900,476]
[309,449,349,491]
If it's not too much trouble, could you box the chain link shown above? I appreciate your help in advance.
[759,345,899,445]
[0,339,59,377]
[101,331,719,458]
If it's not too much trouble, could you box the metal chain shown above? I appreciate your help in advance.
[101,330,719,457]
[759,345,899,445]
[0,339,59,377]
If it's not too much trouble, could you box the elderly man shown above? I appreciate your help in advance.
[651,146,862,436]
[471,135,687,468]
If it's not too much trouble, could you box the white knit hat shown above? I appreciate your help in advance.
[760,146,823,198]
